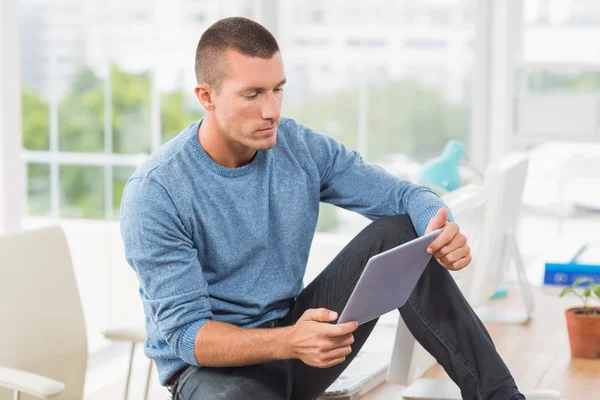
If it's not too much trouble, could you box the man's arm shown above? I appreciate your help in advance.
[296,123,472,270]
[194,309,357,368]
[194,321,287,366]
[121,177,214,367]
[297,122,454,236]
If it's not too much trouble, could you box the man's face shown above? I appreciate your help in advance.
[212,50,286,151]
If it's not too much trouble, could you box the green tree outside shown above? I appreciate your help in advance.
[529,70,600,93]
[21,91,50,151]
[284,79,469,163]
[22,64,203,219]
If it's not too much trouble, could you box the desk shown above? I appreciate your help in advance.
[522,141,600,236]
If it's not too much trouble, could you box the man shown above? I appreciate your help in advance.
[121,17,524,400]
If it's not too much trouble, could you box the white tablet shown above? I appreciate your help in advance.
[337,228,443,326]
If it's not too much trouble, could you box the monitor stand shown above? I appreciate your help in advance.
[474,232,535,324]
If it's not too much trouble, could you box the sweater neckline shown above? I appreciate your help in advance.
[188,120,265,178]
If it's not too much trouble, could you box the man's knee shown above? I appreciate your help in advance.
[364,214,419,245]
[371,214,416,234]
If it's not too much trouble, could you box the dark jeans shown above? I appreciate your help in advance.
[171,215,524,400]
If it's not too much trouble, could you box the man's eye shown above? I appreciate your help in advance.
[274,88,284,93]
[246,93,259,100]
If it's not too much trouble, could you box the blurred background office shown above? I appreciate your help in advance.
[1,0,599,399]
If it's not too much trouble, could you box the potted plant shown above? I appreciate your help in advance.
[559,277,600,358]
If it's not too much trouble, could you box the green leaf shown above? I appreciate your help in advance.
[573,277,594,287]
[584,288,591,298]
[593,287,600,299]
[559,287,574,297]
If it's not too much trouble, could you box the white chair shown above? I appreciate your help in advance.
[0,226,87,400]
[0,226,153,400]
[102,328,153,400]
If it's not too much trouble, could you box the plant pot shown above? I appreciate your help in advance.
[565,307,600,358]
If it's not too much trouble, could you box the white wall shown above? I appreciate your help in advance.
[0,0,24,235]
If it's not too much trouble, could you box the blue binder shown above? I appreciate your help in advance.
[544,244,600,286]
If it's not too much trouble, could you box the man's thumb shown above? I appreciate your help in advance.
[301,308,337,322]
[426,208,448,233]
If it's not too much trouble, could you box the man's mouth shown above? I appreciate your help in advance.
[257,122,278,133]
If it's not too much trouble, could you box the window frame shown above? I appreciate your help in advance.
[1,0,24,234]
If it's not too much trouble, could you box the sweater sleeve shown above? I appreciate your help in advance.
[120,176,212,366]
[299,123,454,236]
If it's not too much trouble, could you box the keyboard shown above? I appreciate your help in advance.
[319,349,390,399]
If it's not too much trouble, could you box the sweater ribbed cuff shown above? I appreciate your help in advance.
[413,205,455,237]
[179,319,211,366]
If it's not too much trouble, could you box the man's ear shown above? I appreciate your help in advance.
[194,84,215,111]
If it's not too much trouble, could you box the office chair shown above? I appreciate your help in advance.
[0,226,153,400]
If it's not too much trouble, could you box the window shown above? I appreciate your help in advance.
[515,1,600,143]
[346,38,389,49]
[19,0,476,232]
[311,9,324,24]
[527,68,600,94]
[19,0,252,221]
[191,12,206,23]
[523,1,600,94]
[525,0,600,27]
[291,1,325,25]
[26,163,51,216]
[292,38,330,48]
[404,39,448,49]
[282,0,475,232]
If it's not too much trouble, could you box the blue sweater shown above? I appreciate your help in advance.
[120,118,453,385]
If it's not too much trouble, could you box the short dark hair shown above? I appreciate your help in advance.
[195,17,280,89]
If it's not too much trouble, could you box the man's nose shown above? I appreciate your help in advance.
[261,92,281,121]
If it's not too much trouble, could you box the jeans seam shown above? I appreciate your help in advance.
[175,366,196,398]
[408,297,483,400]
[328,224,406,312]
[328,274,361,312]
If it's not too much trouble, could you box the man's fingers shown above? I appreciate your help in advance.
[323,345,353,361]
[325,321,359,337]
[433,234,467,259]
[448,254,472,271]
[438,243,470,265]
[329,333,355,348]
[302,308,338,323]
[321,357,347,368]
[427,223,458,254]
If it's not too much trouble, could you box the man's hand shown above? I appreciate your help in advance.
[286,308,358,368]
[424,208,472,271]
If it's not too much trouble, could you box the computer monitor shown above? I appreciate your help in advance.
[468,152,534,323]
